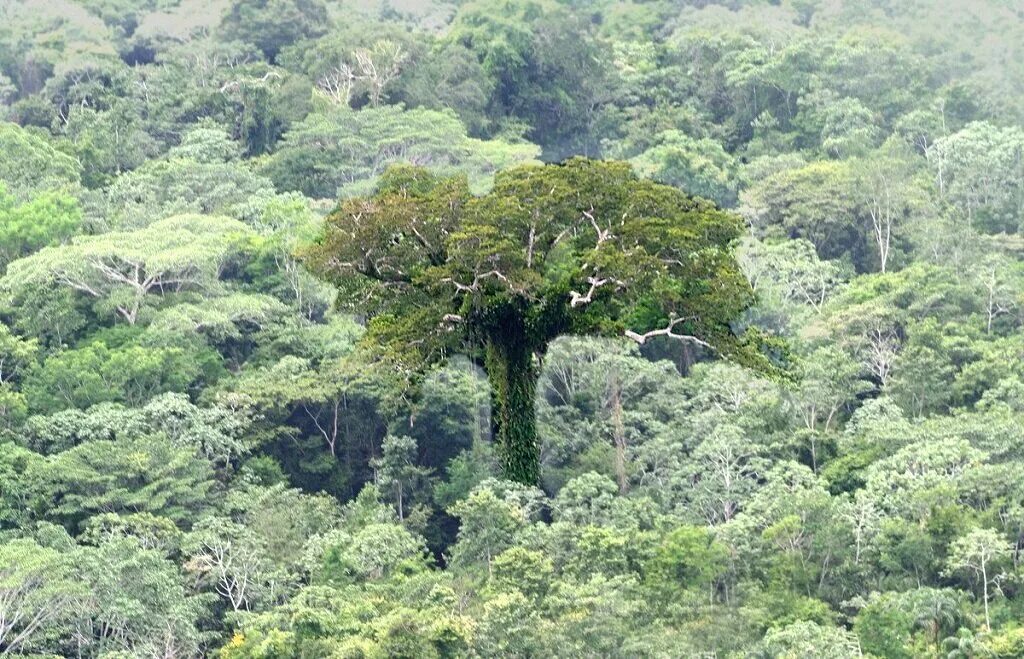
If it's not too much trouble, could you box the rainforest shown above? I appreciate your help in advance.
[2,0,1024,657]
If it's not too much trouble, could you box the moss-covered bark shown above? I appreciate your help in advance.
[484,337,539,485]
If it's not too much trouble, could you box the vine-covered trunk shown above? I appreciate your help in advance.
[485,338,540,485]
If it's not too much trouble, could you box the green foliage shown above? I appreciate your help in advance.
[2,1,1024,656]
[0,122,81,200]
[744,159,864,264]
[372,434,433,521]
[645,525,729,596]
[22,342,206,413]
[308,158,782,482]
[448,486,525,573]
[33,432,216,529]
[0,538,82,655]
[263,105,540,199]
[0,185,82,269]
[73,538,206,657]
[100,134,276,229]
[220,0,330,62]
[60,101,159,188]
[2,214,252,326]
[0,321,38,387]
[450,0,610,158]
[761,620,862,658]
[630,129,740,207]
[932,122,1024,233]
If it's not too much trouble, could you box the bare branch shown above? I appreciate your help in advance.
[316,62,357,105]
[441,269,514,294]
[582,206,612,246]
[569,276,623,308]
[624,316,712,349]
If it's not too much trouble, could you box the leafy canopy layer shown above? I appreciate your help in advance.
[307,158,782,482]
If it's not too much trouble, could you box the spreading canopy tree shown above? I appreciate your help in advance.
[306,158,782,484]
[1,214,251,326]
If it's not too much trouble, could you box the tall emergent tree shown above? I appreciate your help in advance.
[307,158,780,484]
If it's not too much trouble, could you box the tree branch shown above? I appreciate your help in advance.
[569,276,623,308]
[624,316,712,348]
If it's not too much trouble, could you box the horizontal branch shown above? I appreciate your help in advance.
[624,316,712,349]
[325,256,411,284]
[441,269,514,294]
[439,313,464,331]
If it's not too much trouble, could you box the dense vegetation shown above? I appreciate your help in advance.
[2,0,1024,656]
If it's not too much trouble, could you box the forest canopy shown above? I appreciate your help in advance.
[2,0,1024,656]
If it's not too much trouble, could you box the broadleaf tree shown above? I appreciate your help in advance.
[307,158,785,483]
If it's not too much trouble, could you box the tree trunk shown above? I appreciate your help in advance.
[982,563,990,630]
[608,372,629,494]
[485,338,540,485]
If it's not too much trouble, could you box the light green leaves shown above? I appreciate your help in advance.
[2,214,251,325]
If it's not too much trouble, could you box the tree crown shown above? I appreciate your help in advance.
[306,158,784,375]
